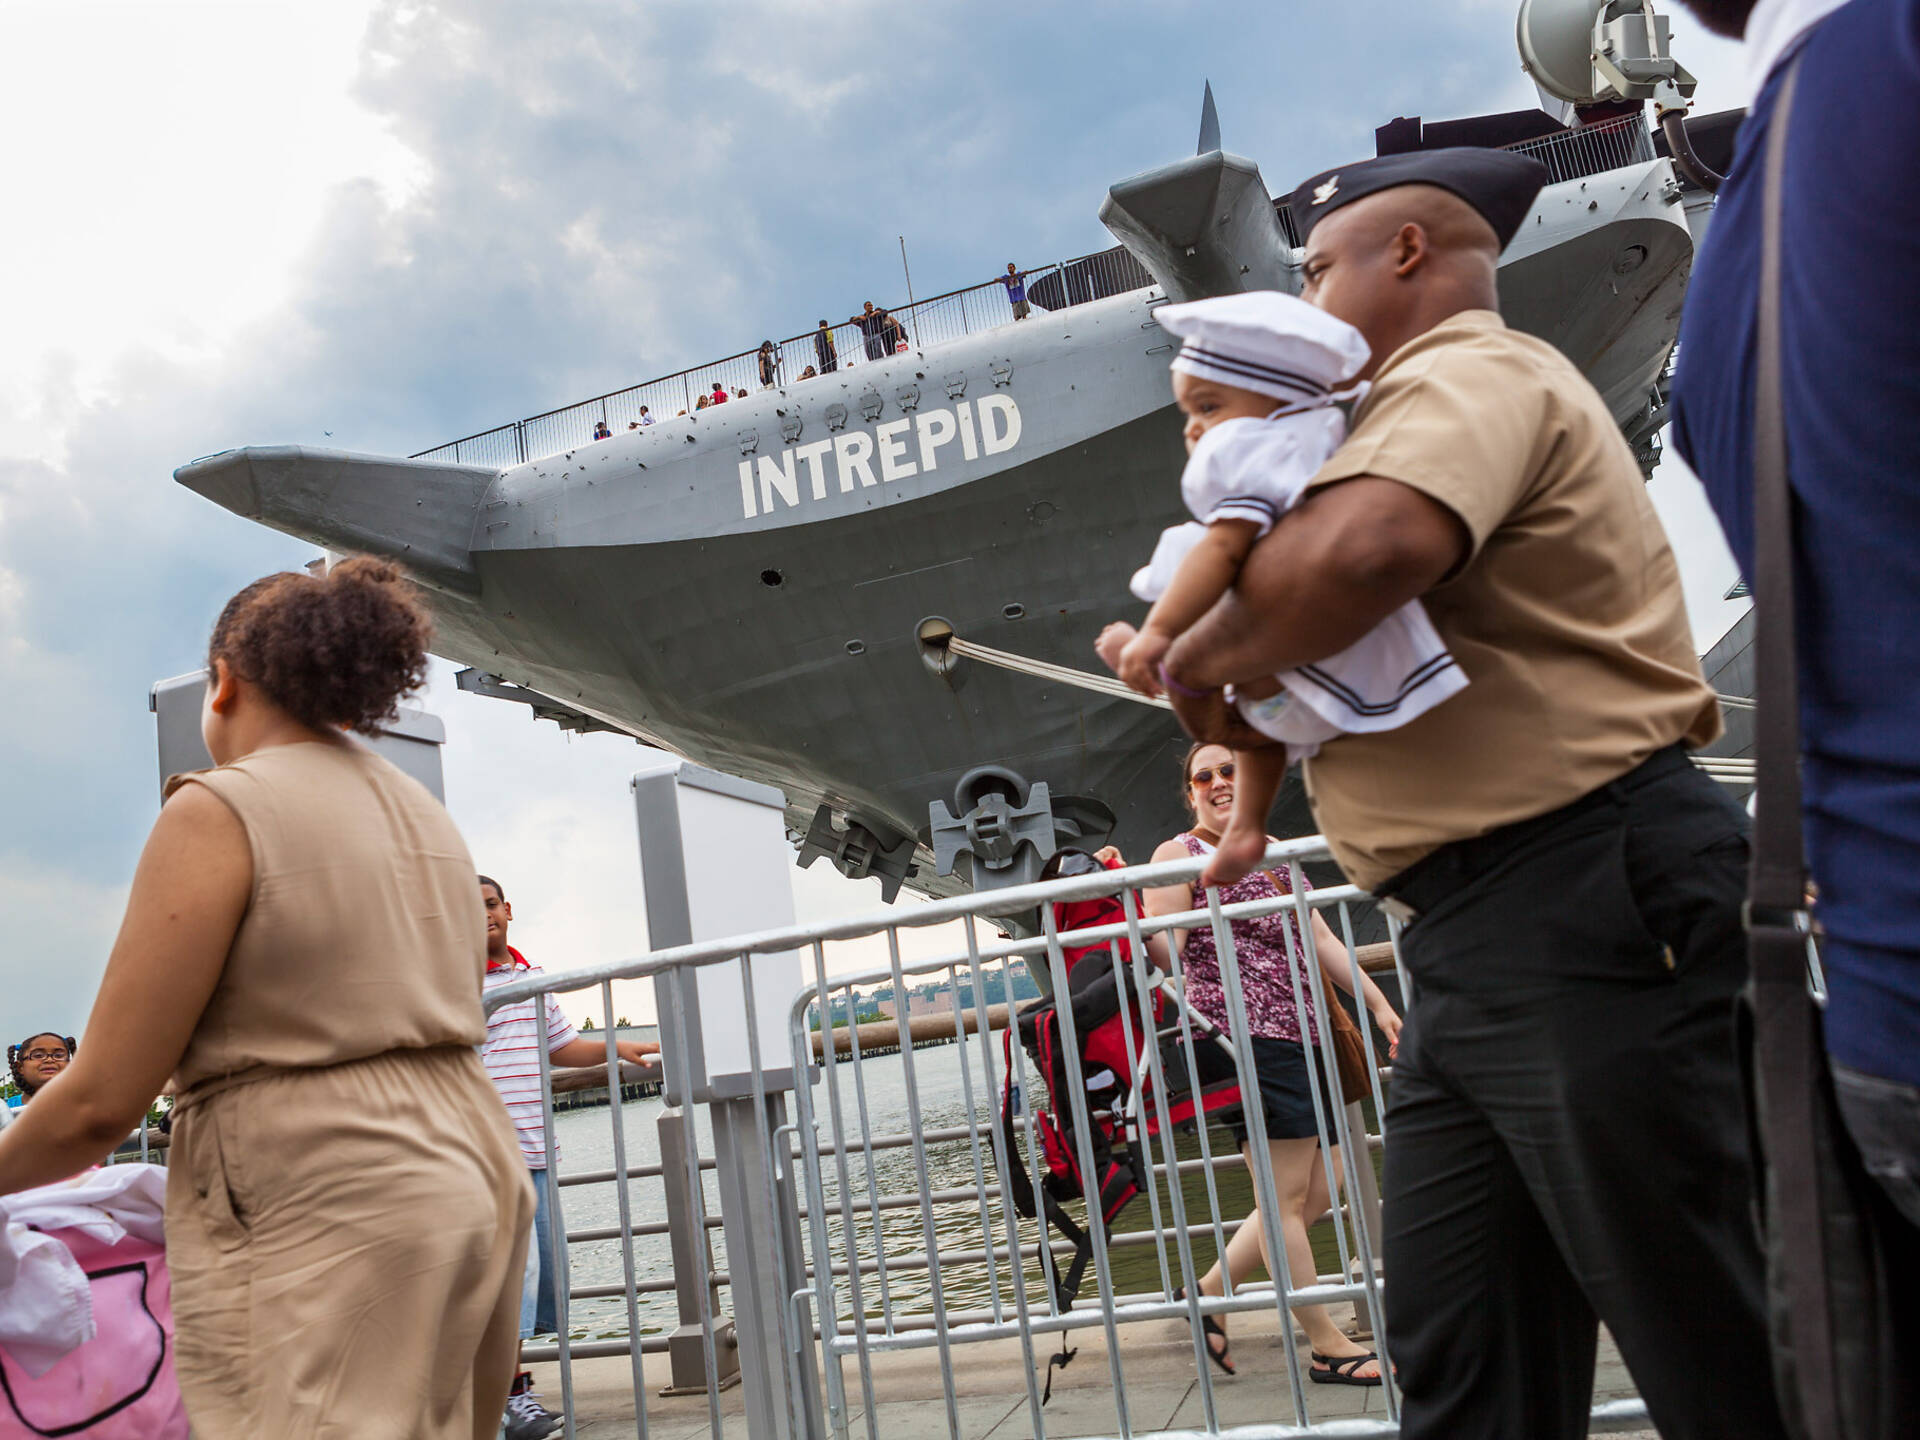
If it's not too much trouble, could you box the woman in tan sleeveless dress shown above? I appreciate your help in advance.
[0,558,531,1439]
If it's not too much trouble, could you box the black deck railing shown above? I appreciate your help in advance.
[412,245,1152,468]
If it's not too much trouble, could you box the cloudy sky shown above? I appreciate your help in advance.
[0,1,1755,1046]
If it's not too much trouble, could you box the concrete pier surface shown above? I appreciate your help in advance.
[529,1305,1648,1439]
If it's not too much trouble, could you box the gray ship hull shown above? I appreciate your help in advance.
[447,403,1193,885]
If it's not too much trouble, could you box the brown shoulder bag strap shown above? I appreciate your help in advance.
[1745,53,1843,1440]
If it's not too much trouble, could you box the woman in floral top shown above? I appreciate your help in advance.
[1140,742,1401,1385]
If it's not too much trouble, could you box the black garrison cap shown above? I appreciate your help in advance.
[1287,147,1550,251]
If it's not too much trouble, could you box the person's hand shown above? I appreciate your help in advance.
[616,1039,662,1068]
[1094,621,1137,675]
[1092,845,1123,866]
[1369,999,1402,1059]
[1117,627,1174,697]
[1165,682,1266,749]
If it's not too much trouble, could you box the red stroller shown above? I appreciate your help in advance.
[998,850,1246,1312]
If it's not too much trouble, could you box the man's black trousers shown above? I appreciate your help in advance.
[1378,746,1789,1440]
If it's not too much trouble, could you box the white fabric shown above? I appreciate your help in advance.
[1158,291,1369,405]
[1130,408,1468,767]
[1231,601,1469,765]
[1744,0,1850,90]
[483,962,580,1166]
[0,1164,168,1376]
[1132,520,1212,604]
[1130,411,1348,599]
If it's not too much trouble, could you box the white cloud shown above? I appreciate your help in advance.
[0,858,129,1040]
[0,1,419,462]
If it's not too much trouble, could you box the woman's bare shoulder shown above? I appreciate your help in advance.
[1150,835,1193,863]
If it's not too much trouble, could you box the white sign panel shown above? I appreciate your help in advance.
[634,761,804,1098]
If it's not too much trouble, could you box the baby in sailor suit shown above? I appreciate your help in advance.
[1096,291,1467,882]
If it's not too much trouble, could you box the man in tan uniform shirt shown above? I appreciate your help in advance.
[1159,149,1787,1440]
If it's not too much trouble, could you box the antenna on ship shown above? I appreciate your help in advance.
[1516,0,1723,190]
[1196,80,1221,155]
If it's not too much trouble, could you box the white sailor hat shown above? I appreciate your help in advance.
[1156,291,1369,406]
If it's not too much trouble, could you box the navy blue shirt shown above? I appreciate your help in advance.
[1671,0,1920,1086]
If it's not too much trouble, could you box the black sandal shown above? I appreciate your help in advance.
[1173,1287,1235,1375]
[1309,1350,1382,1386]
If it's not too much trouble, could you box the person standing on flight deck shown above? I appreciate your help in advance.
[478,876,659,1440]
[856,301,888,361]
[1001,262,1031,319]
[1669,0,1920,1235]
[1154,148,1788,1440]
[814,319,838,374]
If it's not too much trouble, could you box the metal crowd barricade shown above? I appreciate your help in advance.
[784,839,1411,1440]
[484,834,1679,1439]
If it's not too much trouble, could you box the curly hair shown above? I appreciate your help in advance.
[8,1032,75,1097]
[207,556,432,735]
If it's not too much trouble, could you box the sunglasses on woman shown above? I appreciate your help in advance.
[1189,763,1236,786]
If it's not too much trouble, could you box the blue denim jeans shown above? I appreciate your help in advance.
[520,1167,568,1339]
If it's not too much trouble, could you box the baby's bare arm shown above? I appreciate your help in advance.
[1142,520,1262,640]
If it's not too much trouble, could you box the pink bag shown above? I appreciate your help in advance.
[0,1227,189,1439]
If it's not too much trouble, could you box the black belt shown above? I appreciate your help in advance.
[1373,742,1700,922]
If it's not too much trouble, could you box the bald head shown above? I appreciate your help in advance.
[1300,183,1503,379]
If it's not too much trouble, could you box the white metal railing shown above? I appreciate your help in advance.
[788,840,1400,1440]
[1500,113,1657,185]
[485,835,1676,1439]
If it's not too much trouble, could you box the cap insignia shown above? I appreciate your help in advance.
[1312,174,1340,205]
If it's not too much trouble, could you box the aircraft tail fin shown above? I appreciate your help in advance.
[1197,81,1220,155]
